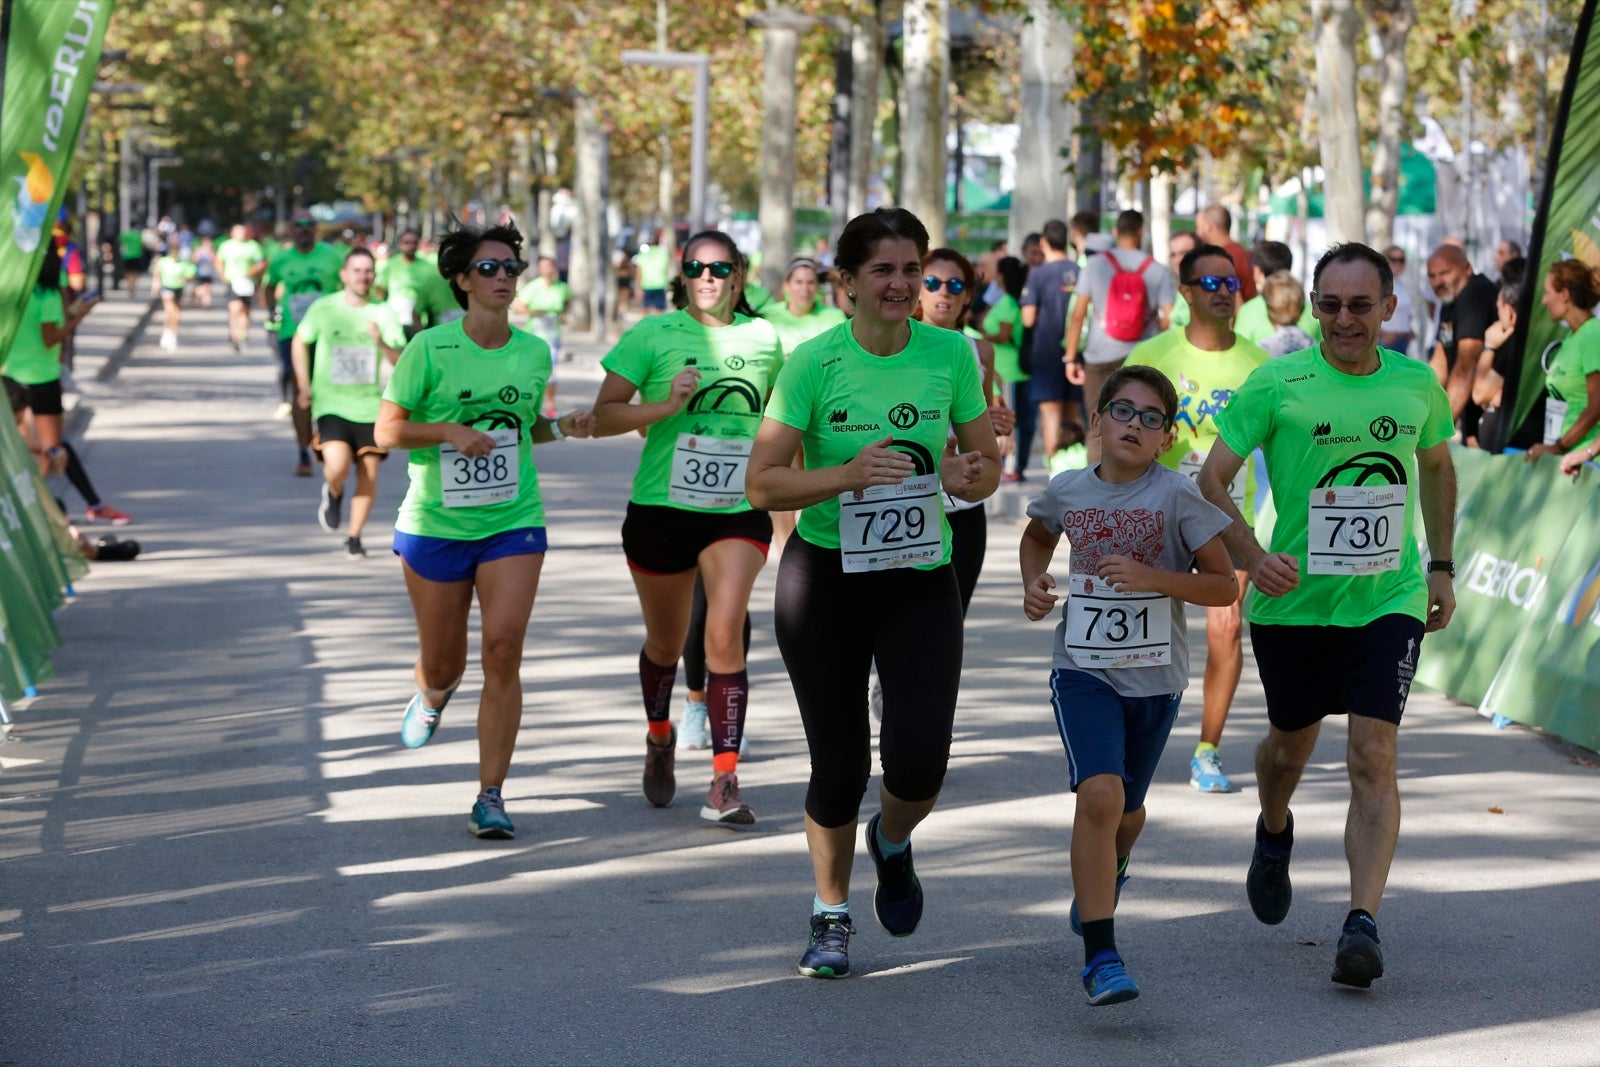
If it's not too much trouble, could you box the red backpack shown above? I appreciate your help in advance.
[1102,253,1155,342]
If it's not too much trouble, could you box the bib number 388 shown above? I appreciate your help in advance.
[440,428,519,508]
[1065,576,1172,668]
[1306,484,1406,574]
[838,473,942,573]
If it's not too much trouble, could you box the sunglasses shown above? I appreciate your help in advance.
[1101,399,1171,431]
[1386,254,1406,264]
[1312,295,1380,316]
[683,260,734,279]
[924,276,966,295]
[470,258,526,278]
[1184,274,1241,293]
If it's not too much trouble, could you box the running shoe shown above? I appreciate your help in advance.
[344,536,366,559]
[85,504,133,526]
[1190,747,1233,793]
[1331,914,1384,988]
[643,728,676,807]
[1001,470,1025,483]
[1247,811,1294,925]
[318,481,342,532]
[1069,865,1130,936]
[274,400,293,420]
[294,458,313,478]
[798,912,854,979]
[700,772,755,828]
[865,812,923,937]
[1081,950,1140,1005]
[468,787,515,839]
[400,691,445,749]
[677,698,710,750]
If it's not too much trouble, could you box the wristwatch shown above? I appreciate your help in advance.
[1427,559,1455,577]
[547,417,566,441]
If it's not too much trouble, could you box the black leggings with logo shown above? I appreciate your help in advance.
[774,535,965,828]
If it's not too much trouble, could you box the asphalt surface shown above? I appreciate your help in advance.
[3,292,1598,1066]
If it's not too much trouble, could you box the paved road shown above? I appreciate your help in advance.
[3,297,1598,1065]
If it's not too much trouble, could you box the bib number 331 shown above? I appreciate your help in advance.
[1307,484,1406,574]
[1065,575,1171,668]
[440,428,519,508]
[838,473,942,573]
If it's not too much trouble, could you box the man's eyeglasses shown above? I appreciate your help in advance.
[683,260,735,279]
[471,258,526,278]
[1386,255,1406,265]
[1312,294,1381,316]
[1183,274,1241,293]
[924,276,966,295]
[1101,399,1171,431]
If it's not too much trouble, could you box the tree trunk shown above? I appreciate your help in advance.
[830,32,853,244]
[656,0,677,268]
[1012,0,1074,247]
[537,128,559,260]
[846,0,883,220]
[569,94,602,334]
[1313,0,1367,245]
[1363,0,1414,251]
[899,0,948,244]
[1149,171,1172,259]
[754,8,811,295]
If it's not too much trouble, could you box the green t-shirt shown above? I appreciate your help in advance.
[379,254,433,323]
[414,254,463,327]
[1125,328,1270,524]
[154,255,196,290]
[760,300,846,356]
[1546,315,1600,448]
[634,245,670,290]
[382,320,554,539]
[216,239,264,286]
[1,286,64,385]
[744,281,775,315]
[980,293,1026,382]
[763,318,988,564]
[266,243,346,339]
[601,310,785,512]
[118,230,143,260]
[1171,292,1190,328]
[296,294,407,423]
[1235,294,1322,344]
[1215,347,1453,627]
[517,277,570,342]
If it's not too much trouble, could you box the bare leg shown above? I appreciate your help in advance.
[1345,716,1400,915]
[348,451,382,539]
[807,815,857,904]
[400,560,472,707]
[1256,722,1321,834]
[1200,570,1248,746]
[471,552,544,790]
[1037,399,1063,458]
[1071,774,1126,923]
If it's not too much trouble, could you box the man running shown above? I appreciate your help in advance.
[218,225,267,353]
[265,218,345,476]
[1126,243,1267,793]
[1198,241,1456,989]
[292,247,406,559]
[376,229,429,338]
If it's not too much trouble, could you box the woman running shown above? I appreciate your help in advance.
[376,221,594,840]
[762,257,847,357]
[593,230,785,828]
[151,238,195,352]
[747,207,1000,977]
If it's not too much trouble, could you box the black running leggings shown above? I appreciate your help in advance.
[946,504,986,616]
[774,535,964,828]
[683,572,752,692]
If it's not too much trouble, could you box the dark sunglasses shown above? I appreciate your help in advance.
[1312,295,1380,316]
[1184,274,1241,293]
[1101,399,1171,431]
[923,275,966,295]
[1386,253,1406,264]
[470,258,526,278]
[683,260,734,279]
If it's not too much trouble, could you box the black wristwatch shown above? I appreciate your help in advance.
[1428,559,1455,577]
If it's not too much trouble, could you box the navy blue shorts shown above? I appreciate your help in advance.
[1049,668,1181,812]
[1250,614,1425,731]
[392,526,547,584]
[640,288,667,311]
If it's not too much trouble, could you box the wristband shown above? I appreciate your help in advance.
[1427,559,1455,577]
[548,417,566,441]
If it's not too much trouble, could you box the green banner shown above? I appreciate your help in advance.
[1512,0,1600,434]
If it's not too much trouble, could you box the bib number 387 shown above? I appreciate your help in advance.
[1307,484,1406,574]
[440,428,519,508]
[1065,576,1171,668]
[668,434,752,510]
[838,473,942,573]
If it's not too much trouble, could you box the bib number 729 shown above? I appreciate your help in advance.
[837,472,942,572]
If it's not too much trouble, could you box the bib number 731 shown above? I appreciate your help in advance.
[1065,575,1171,668]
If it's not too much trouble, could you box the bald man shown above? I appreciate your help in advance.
[1194,204,1257,300]
[1426,244,1498,436]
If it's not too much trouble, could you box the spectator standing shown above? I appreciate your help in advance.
[1020,219,1083,475]
[1194,204,1256,300]
[1426,244,1498,438]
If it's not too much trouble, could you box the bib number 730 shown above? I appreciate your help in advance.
[1306,484,1406,575]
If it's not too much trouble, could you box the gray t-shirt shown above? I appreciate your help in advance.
[1026,462,1230,697]
[1078,248,1176,365]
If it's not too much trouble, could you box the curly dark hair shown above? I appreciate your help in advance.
[437,221,525,309]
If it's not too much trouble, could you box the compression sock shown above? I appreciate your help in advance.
[639,648,677,742]
[60,441,101,508]
[874,815,910,858]
[1082,918,1117,965]
[707,669,747,775]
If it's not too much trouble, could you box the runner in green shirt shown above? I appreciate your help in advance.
[1527,260,1600,461]
[1126,243,1269,795]
[375,221,595,841]
[375,229,430,336]
[216,224,266,352]
[594,230,785,827]
[265,218,346,475]
[512,255,570,417]
[149,239,197,352]
[760,257,847,356]
[633,237,671,313]
[292,247,407,559]
[1198,241,1456,990]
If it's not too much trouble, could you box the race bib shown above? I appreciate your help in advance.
[1307,484,1407,575]
[288,291,320,324]
[439,428,519,508]
[531,313,560,342]
[668,434,751,510]
[389,296,415,323]
[1065,575,1172,668]
[1544,398,1568,446]
[1178,449,1246,511]
[230,277,256,298]
[327,344,376,386]
[838,473,942,573]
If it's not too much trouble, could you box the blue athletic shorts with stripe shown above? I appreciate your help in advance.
[1048,667,1181,813]
[392,527,547,584]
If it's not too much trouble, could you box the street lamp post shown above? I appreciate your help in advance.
[620,49,710,232]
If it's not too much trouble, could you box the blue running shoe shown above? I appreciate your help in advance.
[1332,914,1384,988]
[468,787,514,839]
[400,682,456,749]
[865,812,923,937]
[1069,866,1129,937]
[1247,811,1294,925]
[1190,747,1233,793]
[1081,950,1140,1005]
[677,699,710,750]
[798,912,854,978]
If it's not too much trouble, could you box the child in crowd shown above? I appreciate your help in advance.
[1257,271,1314,358]
[1019,365,1238,1005]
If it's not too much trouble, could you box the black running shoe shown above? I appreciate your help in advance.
[865,812,923,937]
[1247,811,1293,925]
[1332,914,1384,988]
[318,481,342,532]
[344,535,366,559]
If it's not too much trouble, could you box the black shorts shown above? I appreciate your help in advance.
[620,501,771,575]
[20,377,64,416]
[4,375,30,415]
[312,414,388,458]
[1250,613,1425,732]
[161,286,185,301]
